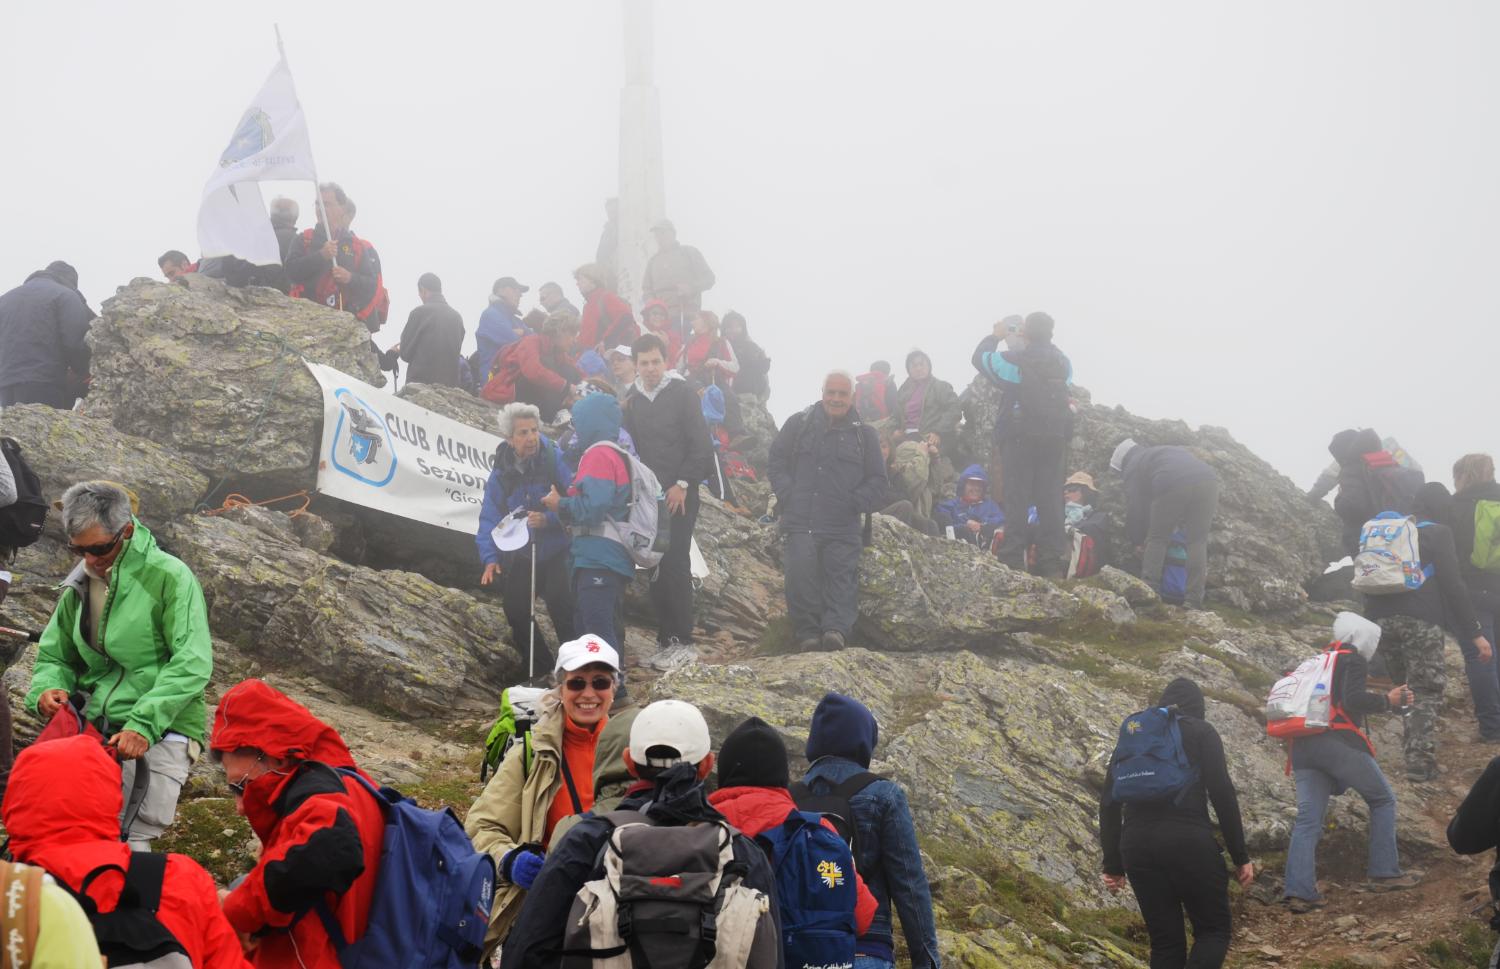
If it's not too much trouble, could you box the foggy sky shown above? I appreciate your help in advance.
[2,2,1495,491]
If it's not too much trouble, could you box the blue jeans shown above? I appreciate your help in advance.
[572,568,628,659]
[1284,733,1400,900]
[1460,607,1500,738]
[854,959,895,969]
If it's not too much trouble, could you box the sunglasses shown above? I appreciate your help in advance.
[564,675,616,693]
[67,527,126,558]
[226,752,266,796]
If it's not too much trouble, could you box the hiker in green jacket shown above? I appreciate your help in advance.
[25,481,212,849]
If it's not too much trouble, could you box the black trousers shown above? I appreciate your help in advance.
[1124,830,1232,969]
[0,381,76,409]
[996,435,1067,575]
[650,486,700,645]
[500,551,575,676]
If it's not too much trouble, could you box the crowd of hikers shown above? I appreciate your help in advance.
[2,183,1500,968]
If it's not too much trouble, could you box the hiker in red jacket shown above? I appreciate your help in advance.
[641,298,684,370]
[574,263,638,355]
[3,735,250,968]
[481,312,584,422]
[212,679,385,968]
[708,717,877,936]
[285,182,390,333]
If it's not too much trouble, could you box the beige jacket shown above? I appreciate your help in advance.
[464,703,566,952]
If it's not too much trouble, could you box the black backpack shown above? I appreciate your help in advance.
[62,852,192,968]
[789,772,883,855]
[0,439,46,549]
[1010,346,1072,441]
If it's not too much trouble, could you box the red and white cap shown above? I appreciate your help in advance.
[629,699,712,768]
[554,635,621,673]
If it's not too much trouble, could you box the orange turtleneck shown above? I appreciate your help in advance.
[543,713,607,846]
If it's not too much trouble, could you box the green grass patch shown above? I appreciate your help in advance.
[156,797,257,886]
[1420,922,1497,968]
[402,763,485,822]
[755,615,798,656]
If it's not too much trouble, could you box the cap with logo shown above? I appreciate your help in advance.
[554,635,620,673]
[492,276,529,294]
[629,699,711,768]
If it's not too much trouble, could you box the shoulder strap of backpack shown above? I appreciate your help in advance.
[122,851,168,913]
[557,750,585,815]
[831,771,883,801]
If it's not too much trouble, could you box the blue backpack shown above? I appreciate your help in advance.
[755,811,858,969]
[316,768,495,968]
[1107,707,1198,805]
[1160,529,1189,604]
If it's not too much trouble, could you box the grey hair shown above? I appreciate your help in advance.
[60,481,133,537]
[496,402,542,439]
[270,196,299,221]
[823,369,855,388]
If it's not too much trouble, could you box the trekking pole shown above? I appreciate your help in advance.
[528,541,537,680]
[0,626,40,642]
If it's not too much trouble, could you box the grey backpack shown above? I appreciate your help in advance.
[576,441,670,569]
[559,812,772,969]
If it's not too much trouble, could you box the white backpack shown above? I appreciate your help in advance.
[578,441,670,569]
[1264,649,1338,729]
[1351,513,1431,596]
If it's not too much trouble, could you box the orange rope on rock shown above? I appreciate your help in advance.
[202,490,312,519]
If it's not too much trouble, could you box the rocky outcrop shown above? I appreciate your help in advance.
[397,382,500,436]
[1,404,208,529]
[85,276,382,488]
[164,512,520,718]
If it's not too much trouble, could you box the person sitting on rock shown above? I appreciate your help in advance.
[211,679,385,969]
[465,637,621,962]
[157,249,197,282]
[1283,613,1421,914]
[498,699,782,969]
[542,393,633,661]
[0,259,94,409]
[28,480,211,849]
[1100,677,1253,969]
[573,263,637,358]
[876,429,939,536]
[623,332,715,659]
[1111,438,1220,610]
[709,716,878,937]
[895,349,960,443]
[4,734,247,967]
[478,402,576,672]
[768,370,889,651]
[935,464,1005,547]
[722,310,771,400]
[1360,482,1492,780]
[481,310,584,423]
[285,182,389,333]
[797,692,941,969]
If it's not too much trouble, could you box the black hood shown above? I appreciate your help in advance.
[1158,677,1206,719]
[25,261,79,291]
[1329,428,1381,464]
[1413,481,1455,524]
[1457,480,1500,504]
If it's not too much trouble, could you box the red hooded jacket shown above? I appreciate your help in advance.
[708,785,877,935]
[2,735,251,968]
[578,288,638,352]
[211,680,385,969]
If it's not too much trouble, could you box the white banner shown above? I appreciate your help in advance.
[307,362,501,533]
[198,55,320,264]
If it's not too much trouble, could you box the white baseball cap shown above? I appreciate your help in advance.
[629,699,712,768]
[608,344,633,359]
[554,635,621,673]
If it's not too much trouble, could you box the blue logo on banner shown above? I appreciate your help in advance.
[220,108,273,167]
[330,389,397,487]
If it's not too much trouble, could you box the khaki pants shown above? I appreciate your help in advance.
[121,737,200,850]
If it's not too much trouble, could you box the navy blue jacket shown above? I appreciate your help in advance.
[1121,445,1218,545]
[475,437,572,568]
[802,758,941,968]
[0,270,93,389]
[768,404,888,538]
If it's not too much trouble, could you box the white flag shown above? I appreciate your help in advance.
[197,56,319,265]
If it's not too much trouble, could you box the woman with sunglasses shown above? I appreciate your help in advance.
[465,634,621,958]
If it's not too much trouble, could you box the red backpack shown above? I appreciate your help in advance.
[288,229,391,331]
[853,373,893,420]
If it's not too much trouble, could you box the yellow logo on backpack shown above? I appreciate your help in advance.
[817,859,845,889]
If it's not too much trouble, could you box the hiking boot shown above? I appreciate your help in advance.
[1284,896,1326,914]
[820,630,847,651]
[1358,872,1423,893]
[796,637,821,652]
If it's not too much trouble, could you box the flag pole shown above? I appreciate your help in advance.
[276,25,334,261]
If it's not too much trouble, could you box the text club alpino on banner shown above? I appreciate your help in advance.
[307,362,501,533]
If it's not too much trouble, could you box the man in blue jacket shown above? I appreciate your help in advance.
[1112,439,1220,610]
[799,692,941,969]
[768,372,888,652]
[477,402,575,674]
[473,276,529,379]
